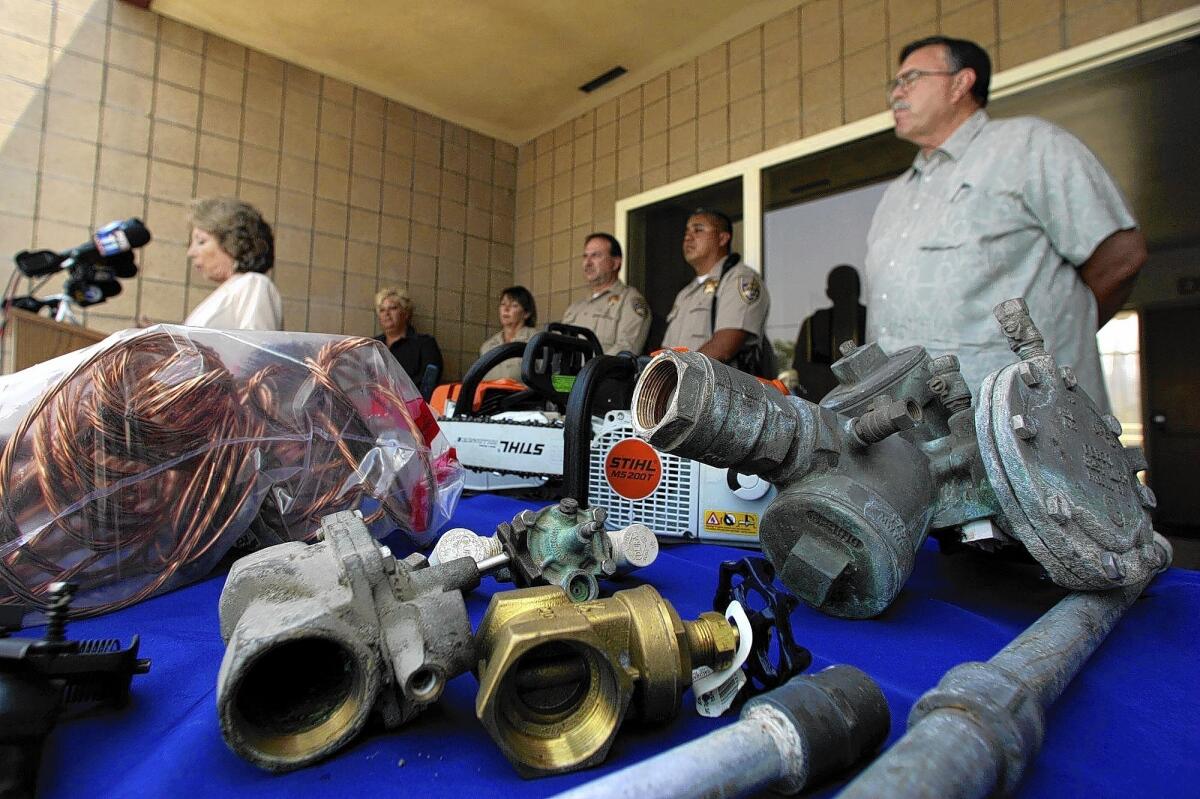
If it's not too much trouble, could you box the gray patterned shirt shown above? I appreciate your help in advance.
[864,109,1136,409]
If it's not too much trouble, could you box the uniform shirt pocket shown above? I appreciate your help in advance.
[595,307,618,338]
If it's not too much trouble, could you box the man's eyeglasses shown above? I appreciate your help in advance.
[886,68,961,96]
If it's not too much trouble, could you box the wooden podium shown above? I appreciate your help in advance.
[5,308,108,371]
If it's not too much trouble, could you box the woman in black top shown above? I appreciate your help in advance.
[374,286,443,398]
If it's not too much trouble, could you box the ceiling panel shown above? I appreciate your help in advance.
[150,0,801,143]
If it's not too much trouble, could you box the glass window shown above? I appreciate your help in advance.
[1097,310,1142,448]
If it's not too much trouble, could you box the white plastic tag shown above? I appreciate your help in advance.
[692,600,753,717]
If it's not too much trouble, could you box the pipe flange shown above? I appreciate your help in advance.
[976,354,1160,589]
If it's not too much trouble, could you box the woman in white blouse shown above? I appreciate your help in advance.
[182,198,282,330]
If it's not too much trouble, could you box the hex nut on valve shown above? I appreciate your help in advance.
[1010,414,1037,440]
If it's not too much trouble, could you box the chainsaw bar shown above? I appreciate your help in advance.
[439,416,567,478]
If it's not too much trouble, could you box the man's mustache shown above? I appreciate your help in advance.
[891,100,910,112]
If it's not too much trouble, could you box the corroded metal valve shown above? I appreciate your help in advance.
[632,298,1162,618]
[473,584,739,777]
[216,510,483,771]
[431,499,659,601]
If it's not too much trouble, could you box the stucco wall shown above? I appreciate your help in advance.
[0,0,516,378]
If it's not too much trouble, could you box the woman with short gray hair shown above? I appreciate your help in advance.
[183,197,282,330]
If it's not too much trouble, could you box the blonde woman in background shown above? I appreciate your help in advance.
[374,286,443,396]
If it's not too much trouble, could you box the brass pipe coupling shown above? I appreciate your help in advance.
[431,498,659,601]
[216,510,482,771]
[473,584,738,777]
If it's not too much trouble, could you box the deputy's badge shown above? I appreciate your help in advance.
[632,297,649,318]
[703,279,719,295]
[739,276,761,303]
[608,294,620,305]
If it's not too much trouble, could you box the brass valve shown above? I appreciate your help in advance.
[473,584,738,777]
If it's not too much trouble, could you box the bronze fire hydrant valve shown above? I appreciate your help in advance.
[216,510,485,771]
[473,584,739,777]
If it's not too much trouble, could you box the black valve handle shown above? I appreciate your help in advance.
[713,557,811,694]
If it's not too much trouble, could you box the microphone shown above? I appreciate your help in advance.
[14,218,151,277]
[89,218,151,259]
[64,265,123,306]
[97,251,138,279]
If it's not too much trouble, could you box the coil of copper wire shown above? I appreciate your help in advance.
[0,327,462,619]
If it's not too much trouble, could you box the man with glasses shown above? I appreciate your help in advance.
[865,36,1145,408]
[661,208,771,374]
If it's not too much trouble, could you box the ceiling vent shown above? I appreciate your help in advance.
[580,66,627,93]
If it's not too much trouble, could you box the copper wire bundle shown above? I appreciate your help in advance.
[0,329,456,618]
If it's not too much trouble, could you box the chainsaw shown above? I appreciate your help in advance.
[432,327,777,544]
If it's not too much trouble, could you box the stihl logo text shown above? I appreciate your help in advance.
[500,441,545,455]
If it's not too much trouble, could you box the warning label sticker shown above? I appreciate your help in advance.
[703,510,760,536]
[604,438,662,500]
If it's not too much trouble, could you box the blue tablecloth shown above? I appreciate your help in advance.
[33,494,1200,798]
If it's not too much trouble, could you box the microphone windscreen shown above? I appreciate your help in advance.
[103,251,139,278]
[15,249,66,277]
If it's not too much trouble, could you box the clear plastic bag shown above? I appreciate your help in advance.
[0,325,463,618]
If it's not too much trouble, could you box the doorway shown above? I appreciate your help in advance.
[624,177,741,353]
[1142,302,1200,532]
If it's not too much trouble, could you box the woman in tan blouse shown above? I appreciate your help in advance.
[478,285,537,382]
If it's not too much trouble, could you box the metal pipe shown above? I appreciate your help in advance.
[476,552,511,573]
[837,534,1172,799]
[551,665,889,799]
[632,348,823,484]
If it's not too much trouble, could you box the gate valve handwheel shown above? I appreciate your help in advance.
[713,557,811,693]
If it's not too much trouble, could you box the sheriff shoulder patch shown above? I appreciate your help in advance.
[632,297,649,318]
[738,276,761,303]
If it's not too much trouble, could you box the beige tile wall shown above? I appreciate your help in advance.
[0,0,517,379]
[514,0,1197,319]
[4,0,1191,377]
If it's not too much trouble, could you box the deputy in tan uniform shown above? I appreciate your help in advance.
[561,233,650,355]
[662,209,770,370]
